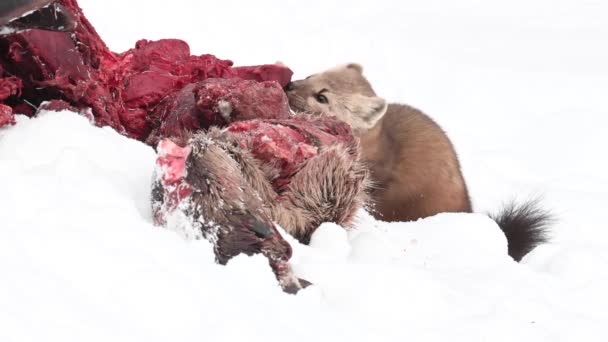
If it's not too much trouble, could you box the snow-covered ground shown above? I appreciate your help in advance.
[2,0,608,341]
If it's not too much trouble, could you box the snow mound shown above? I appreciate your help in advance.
[1,111,607,341]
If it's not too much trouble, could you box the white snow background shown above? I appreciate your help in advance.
[1,0,607,341]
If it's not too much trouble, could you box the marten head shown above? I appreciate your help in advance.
[285,63,388,135]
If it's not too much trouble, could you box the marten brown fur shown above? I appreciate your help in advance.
[285,63,551,261]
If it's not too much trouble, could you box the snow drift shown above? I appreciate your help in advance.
[1,111,607,341]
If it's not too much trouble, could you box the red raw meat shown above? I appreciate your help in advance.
[233,65,293,87]
[0,0,293,137]
[195,78,291,122]
[0,70,21,127]
[227,116,357,192]
[0,75,21,101]
[146,78,291,146]
[0,104,15,127]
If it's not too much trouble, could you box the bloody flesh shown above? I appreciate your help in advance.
[0,0,293,140]
[0,0,365,294]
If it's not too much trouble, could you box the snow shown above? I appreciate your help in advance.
[0,26,18,35]
[2,0,608,341]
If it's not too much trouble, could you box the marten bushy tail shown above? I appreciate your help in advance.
[489,199,553,261]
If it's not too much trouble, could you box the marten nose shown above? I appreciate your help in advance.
[284,82,295,92]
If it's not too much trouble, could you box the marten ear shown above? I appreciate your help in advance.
[346,63,363,74]
[346,94,388,129]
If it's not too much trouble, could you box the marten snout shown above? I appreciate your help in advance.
[284,82,296,92]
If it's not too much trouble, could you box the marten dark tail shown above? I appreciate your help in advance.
[489,199,553,262]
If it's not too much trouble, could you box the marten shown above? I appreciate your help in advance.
[285,63,551,261]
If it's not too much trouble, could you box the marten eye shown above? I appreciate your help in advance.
[315,89,329,104]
